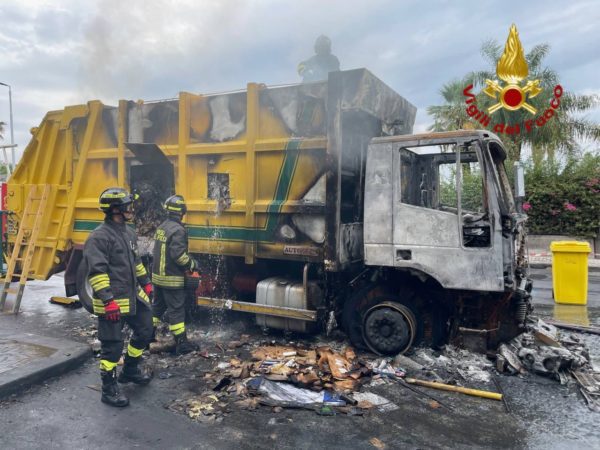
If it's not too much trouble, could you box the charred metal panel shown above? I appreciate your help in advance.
[324,69,416,271]
[338,222,363,265]
[103,107,118,147]
[393,205,460,248]
[393,246,504,292]
[364,243,394,267]
[261,83,328,137]
[324,71,343,270]
[364,142,393,246]
[339,69,416,136]
[208,95,246,142]
[125,143,172,167]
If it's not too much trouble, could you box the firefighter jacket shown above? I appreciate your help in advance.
[83,219,151,316]
[152,217,196,289]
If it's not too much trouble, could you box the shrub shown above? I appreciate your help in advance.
[523,154,600,237]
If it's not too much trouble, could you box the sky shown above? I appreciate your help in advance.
[0,0,599,163]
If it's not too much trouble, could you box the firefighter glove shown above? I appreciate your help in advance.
[104,300,121,322]
[143,283,154,301]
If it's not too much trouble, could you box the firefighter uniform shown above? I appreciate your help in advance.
[152,195,199,354]
[85,220,153,363]
[82,187,153,407]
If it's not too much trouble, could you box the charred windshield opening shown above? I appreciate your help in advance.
[398,141,491,248]
[488,141,515,214]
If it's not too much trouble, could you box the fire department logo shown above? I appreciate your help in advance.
[483,24,542,114]
[463,24,563,135]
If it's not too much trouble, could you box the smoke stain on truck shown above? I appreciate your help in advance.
[6,69,531,355]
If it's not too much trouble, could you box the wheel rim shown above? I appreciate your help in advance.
[362,302,417,355]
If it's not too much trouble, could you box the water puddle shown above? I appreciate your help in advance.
[0,339,56,374]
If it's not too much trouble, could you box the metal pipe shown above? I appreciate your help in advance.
[0,82,15,168]
[302,263,309,307]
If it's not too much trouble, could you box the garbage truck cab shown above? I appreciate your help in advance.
[351,130,531,354]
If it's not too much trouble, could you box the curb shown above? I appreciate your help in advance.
[0,332,91,399]
[529,263,600,272]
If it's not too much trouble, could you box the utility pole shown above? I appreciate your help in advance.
[0,82,15,169]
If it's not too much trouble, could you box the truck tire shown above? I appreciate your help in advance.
[341,284,383,350]
[361,300,417,355]
[342,285,422,355]
[76,260,95,314]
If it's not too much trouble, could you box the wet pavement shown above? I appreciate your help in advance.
[0,339,55,374]
[0,269,598,449]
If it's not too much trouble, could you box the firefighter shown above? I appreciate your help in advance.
[297,35,340,83]
[82,187,154,407]
[152,194,199,355]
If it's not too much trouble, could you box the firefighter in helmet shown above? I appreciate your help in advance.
[152,194,199,355]
[297,35,340,83]
[82,187,154,407]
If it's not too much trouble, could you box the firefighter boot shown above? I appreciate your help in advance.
[101,369,129,407]
[118,355,152,385]
[175,332,199,355]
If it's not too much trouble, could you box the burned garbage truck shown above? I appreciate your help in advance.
[5,69,531,354]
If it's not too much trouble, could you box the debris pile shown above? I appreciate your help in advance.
[165,343,390,422]
[133,180,167,238]
[496,318,599,411]
[249,345,370,392]
[409,345,494,384]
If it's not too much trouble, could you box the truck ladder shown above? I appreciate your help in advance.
[0,184,50,313]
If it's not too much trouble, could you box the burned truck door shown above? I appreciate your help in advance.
[391,140,503,292]
[364,137,504,292]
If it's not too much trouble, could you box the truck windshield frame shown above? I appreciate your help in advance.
[486,141,515,214]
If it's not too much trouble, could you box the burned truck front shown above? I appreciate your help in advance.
[358,130,531,354]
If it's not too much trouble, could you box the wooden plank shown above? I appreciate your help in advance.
[196,296,317,322]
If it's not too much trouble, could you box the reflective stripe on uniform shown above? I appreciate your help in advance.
[175,253,190,266]
[153,316,161,326]
[169,322,185,336]
[92,298,130,315]
[152,273,185,288]
[89,273,110,292]
[100,359,118,371]
[136,263,147,277]
[138,288,150,303]
[127,344,144,358]
[160,243,166,276]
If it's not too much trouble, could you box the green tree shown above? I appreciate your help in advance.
[0,121,5,140]
[427,78,476,132]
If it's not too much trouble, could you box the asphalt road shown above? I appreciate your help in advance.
[0,267,598,449]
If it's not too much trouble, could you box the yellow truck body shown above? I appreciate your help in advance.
[7,69,415,280]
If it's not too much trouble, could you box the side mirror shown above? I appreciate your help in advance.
[513,162,525,212]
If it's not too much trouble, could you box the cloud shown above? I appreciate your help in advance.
[0,0,598,160]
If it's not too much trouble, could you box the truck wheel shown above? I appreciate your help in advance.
[75,260,95,314]
[342,284,386,350]
[362,301,417,356]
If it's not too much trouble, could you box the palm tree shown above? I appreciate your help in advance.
[469,40,600,162]
[427,78,476,132]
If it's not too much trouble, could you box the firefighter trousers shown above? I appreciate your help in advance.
[152,286,187,336]
[98,299,153,371]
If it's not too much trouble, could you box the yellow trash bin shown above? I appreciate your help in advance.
[550,241,591,305]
